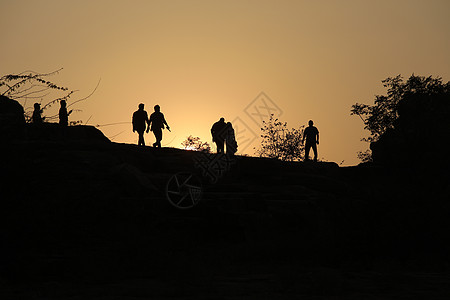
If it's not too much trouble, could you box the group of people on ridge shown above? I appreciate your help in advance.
[32,99,319,161]
[131,102,320,161]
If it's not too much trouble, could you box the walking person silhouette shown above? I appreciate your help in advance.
[302,120,319,162]
[132,103,149,146]
[147,104,170,147]
[211,117,227,153]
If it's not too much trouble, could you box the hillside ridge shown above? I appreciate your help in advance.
[2,128,450,298]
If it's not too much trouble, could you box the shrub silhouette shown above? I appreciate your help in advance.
[256,114,305,161]
[181,135,211,153]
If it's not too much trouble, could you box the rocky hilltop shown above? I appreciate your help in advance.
[1,125,450,299]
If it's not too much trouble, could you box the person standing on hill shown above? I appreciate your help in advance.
[302,120,319,162]
[132,103,149,146]
[211,117,227,153]
[59,100,72,139]
[225,121,238,155]
[147,104,170,148]
[59,100,72,127]
[32,103,44,124]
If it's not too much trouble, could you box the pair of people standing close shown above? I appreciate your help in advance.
[31,100,72,125]
[211,117,238,155]
[30,100,71,139]
[132,104,170,147]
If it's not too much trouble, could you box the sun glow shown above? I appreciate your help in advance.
[182,145,199,151]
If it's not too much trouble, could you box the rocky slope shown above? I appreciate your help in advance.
[1,125,450,299]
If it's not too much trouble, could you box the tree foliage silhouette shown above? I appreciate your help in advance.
[181,135,211,153]
[351,74,450,162]
[256,114,305,161]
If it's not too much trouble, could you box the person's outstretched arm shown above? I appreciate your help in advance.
[164,118,170,131]
[161,114,170,130]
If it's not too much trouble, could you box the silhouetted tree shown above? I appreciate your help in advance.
[351,74,450,163]
[181,135,211,153]
[256,114,304,161]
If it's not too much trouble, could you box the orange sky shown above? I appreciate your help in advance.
[2,0,450,165]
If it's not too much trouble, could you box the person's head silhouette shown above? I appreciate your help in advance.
[34,103,40,110]
[138,103,144,110]
[154,105,160,112]
[220,117,225,123]
[309,120,314,126]
[60,100,66,108]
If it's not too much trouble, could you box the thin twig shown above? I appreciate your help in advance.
[17,68,64,77]
[67,78,101,108]
[96,122,131,127]
[15,88,51,99]
[108,130,125,140]
[9,84,46,96]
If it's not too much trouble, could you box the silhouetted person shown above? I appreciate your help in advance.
[302,120,319,161]
[132,103,149,146]
[59,100,72,139]
[211,117,227,153]
[225,122,238,155]
[59,100,72,126]
[32,103,44,124]
[147,104,170,147]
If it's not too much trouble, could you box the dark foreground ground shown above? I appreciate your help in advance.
[1,132,450,299]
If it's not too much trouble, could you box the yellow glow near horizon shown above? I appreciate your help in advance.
[2,0,450,165]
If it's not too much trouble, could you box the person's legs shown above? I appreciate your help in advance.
[305,143,311,161]
[138,131,145,146]
[216,139,224,153]
[153,128,162,147]
[226,140,237,155]
[312,143,318,162]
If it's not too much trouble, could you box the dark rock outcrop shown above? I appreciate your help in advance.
[0,95,26,140]
[26,123,110,142]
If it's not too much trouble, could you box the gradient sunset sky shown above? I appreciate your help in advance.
[2,0,449,165]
